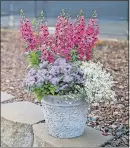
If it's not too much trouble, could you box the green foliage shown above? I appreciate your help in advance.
[32,10,45,30]
[77,9,84,18]
[70,49,78,62]
[20,9,24,15]
[40,10,44,18]
[32,17,39,31]
[32,18,37,25]
[32,83,57,102]
[39,10,45,23]
[71,54,78,62]
[92,10,97,18]
[20,9,44,31]
[60,9,71,19]
[91,48,95,59]
[60,9,66,17]
[20,9,25,20]
[28,51,41,67]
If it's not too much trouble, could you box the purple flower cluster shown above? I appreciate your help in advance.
[25,58,84,94]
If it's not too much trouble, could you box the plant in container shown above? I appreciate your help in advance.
[20,9,115,138]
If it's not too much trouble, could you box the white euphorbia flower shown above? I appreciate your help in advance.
[80,61,116,102]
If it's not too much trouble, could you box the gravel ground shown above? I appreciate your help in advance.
[1,29,34,102]
[1,29,129,147]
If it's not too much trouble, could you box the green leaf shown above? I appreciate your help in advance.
[71,54,78,62]
[70,49,76,54]
[20,9,23,15]
[32,18,36,24]
[79,9,84,16]
[92,10,97,18]
[28,51,40,67]
[51,90,55,95]
[20,9,25,20]
[31,83,57,101]
[40,10,44,17]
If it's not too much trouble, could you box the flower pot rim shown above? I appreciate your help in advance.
[41,95,89,107]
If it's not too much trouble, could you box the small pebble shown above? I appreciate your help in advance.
[111,124,118,129]
[102,131,111,136]
[6,79,10,83]
[95,125,100,130]
[117,104,125,109]
[9,87,14,90]
[104,128,109,133]
[91,116,98,121]
[116,131,123,137]
[121,137,128,145]
[91,102,99,107]
[113,111,119,115]
[117,124,123,130]
[100,127,104,132]
[87,122,94,127]
[114,139,121,146]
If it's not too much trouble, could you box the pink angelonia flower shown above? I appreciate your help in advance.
[40,50,49,61]
[47,53,55,63]
[20,11,99,63]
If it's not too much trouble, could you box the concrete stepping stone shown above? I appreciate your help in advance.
[1,117,33,147]
[1,141,9,147]
[1,101,44,124]
[1,91,15,102]
[33,123,113,147]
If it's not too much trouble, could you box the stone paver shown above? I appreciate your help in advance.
[33,123,113,147]
[1,117,33,147]
[1,141,9,147]
[1,101,44,124]
[1,91,15,102]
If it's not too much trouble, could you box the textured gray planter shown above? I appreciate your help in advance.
[41,95,89,139]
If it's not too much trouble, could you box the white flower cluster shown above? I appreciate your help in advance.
[80,61,116,102]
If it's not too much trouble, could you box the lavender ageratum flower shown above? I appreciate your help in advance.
[28,68,37,76]
[71,72,84,84]
[36,76,45,84]
[56,84,68,92]
[53,58,66,66]
[49,66,59,76]
[61,65,72,74]
[24,58,84,95]
[77,69,84,77]
[25,75,36,87]
[50,77,60,85]
[46,75,52,80]
[65,64,72,71]
[39,61,49,69]
[37,69,47,77]
[63,75,73,83]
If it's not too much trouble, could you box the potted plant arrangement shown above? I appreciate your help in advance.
[20,9,115,138]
